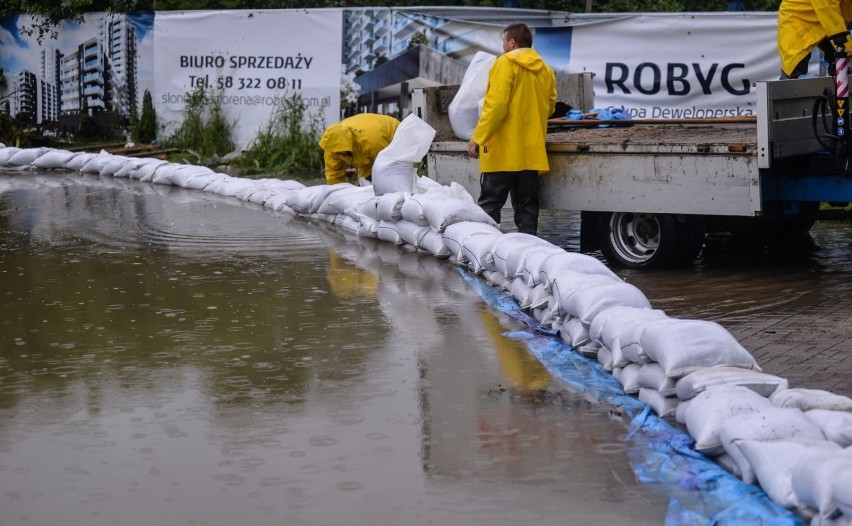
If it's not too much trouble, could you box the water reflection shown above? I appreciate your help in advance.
[0,173,669,526]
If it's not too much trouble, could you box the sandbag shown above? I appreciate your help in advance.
[517,245,570,286]
[7,147,48,166]
[0,147,22,165]
[64,152,98,171]
[447,51,496,140]
[551,272,651,325]
[597,346,614,372]
[614,363,643,394]
[736,438,841,509]
[207,177,258,198]
[509,277,534,307]
[461,230,502,274]
[377,220,403,245]
[371,114,436,196]
[31,149,80,169]
[792,450,852,515]
[676,367,789,401]
[441,221,501,262]
[99,155,132,177]
[348,195,380,221]
[832,465,852,518]
[376,191,407,222]
[489,233,554,277]
[317,185,375,215]
[719,407,825,484]
[421,196,498,233]
[80,152,114,173]
[286,183,355,215]
[683,385,773,455]
[419,229,451,258]
[638,387,679,418]
[560,316,591,348]
[640,318,759,379]
[805,409,852,447]
[637,363,677,397]
[588,306,668,365]
[770,388,852,412]
[538,251,619,287]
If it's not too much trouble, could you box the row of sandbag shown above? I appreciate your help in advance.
[3,144,852,524]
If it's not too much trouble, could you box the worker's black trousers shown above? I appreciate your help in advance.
[478,170,539,236]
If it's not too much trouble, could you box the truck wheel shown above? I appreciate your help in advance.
[598,212,680,268]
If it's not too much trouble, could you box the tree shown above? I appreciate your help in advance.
[0,1,155,44]
[134,89,156,144]
[408,31,429,49]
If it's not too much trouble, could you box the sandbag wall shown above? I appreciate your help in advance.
[2,144,852,525]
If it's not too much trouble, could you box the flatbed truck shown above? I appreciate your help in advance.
[411,75,852,268]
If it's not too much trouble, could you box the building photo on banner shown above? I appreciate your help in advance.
[0,8,784,152]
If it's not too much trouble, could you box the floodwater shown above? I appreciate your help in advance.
[0,173,669,526]
[0,172,849,526]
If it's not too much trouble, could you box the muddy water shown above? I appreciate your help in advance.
[0,174,670,526]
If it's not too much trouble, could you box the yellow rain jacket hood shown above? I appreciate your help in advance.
[471,48,556,174]
[319,113,400,185]
[778,0,852,77]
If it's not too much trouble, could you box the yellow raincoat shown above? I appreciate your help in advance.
[318,113,400,185]
[778,0,852,77]
[471,48,556,174]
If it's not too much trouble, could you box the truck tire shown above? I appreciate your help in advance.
[598,212,703,268]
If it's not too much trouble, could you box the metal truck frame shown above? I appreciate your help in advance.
[411,75,852,268]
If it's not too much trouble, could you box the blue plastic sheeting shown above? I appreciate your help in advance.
[459,270,805,526]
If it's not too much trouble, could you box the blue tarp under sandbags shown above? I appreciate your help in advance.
[3,142,852,525]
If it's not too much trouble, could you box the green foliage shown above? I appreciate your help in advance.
[230,91,324,177]
[408,31,429,49]
[163,84,235,160]
[133,89,157,144]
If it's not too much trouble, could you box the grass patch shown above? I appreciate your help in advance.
[162,85,235,164]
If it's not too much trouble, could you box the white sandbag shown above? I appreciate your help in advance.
[31,149,80,169]
[560,316,591,348]
[0,147,22,165]
[489,233,554,277]
[80,151,114,173]
[770,388,852,412]
[400,191,445,226]
[575,341,601,359]
[792,451,852,515]
[114,157,159,178]
[317,185,374,215]
[676,367,789,401]
[675,397,693,424]
[509,277,533,307]
[538,251,619,287]
[99,155,132,177]
[64,152,98,171]
[441,221,501,262]
[311,212,336,223]
[181,171,225,190]
[156,164,213,186]
[263,191,295,212]
[422,197,498,233]
[377,220,403,245]
[356,214,380,239]
[376,191,407,222]
[533,305,559,328]
[286,183,355,215]
[482,269,508,288]
[447,51,496,140]
[589,306,668,365]
[552,272,651,325]
[371,114,436,196]
[832,465,852,518]
[7,147,48,166]
[638,363,677,396]
[597,345,614,372]
[517,245,569,286]
[736,438,841,509]
[335,213,361,235]
[461,230,503,274]
[527,282,552,310]
[719,407,825,484]
[640,318,759,379]
[639,387,679,418]
[715,453,744,479]
[684,385,773,455]
[805,409,852,447]
[208,177,257,198]
[130,159,169,181]
[614,363,643,394]
[348,195,381,221]
[396,219,430,247]
[234,178,278,201]
[419,229,451,258]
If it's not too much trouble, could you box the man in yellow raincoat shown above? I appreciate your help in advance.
[319,113,400,185]
[778,0,852,78]
[467,23,556,236]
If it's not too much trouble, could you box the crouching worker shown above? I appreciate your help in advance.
[318,113,400,184]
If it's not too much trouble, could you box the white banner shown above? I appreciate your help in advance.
[566,13,781,118]
[153,9,342,150]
